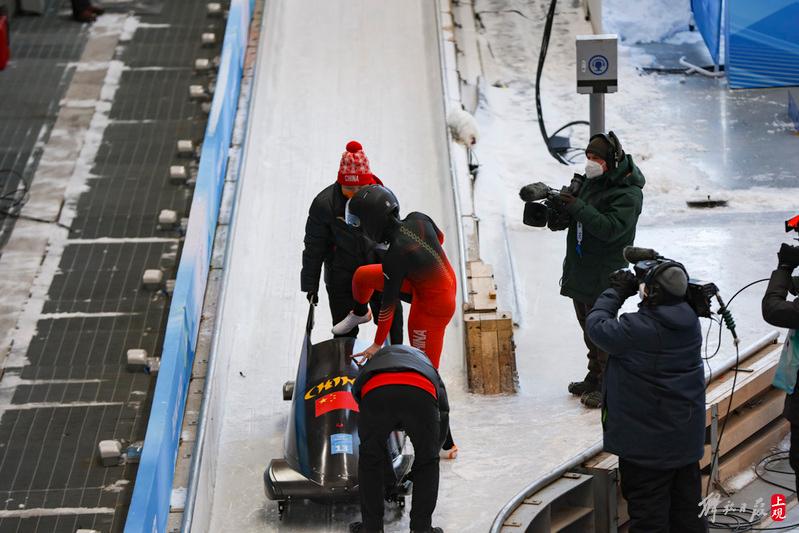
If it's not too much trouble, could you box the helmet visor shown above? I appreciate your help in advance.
[344,199,361,228]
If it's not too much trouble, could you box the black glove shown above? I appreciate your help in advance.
[608,270,638,300]
[778,243,799,271]
[306,291,318,305]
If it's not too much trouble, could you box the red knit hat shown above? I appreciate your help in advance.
[337,141,377,186]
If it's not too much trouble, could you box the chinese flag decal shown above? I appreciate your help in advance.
[315,391,359,417]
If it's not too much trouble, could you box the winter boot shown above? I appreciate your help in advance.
[332,309,372,335]
[580,390,603,408]
[567,373,598,396]
[411,528,444,533]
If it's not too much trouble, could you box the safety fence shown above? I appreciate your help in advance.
[124,1,255,531]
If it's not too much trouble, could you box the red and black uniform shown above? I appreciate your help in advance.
[353,345,449,532]
[352,212,457,368]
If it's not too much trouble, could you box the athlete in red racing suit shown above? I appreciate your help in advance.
[332,186,458,457]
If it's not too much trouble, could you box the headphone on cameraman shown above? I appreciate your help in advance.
[639,260,689,303]
[588,131,625,171]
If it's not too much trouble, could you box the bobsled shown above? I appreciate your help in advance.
[264,304,413,516]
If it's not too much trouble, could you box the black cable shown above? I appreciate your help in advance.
[706,342,740,497]
[0,168,70,232]
[703,277,770,388]
[762,454,793,476]
[704,316,722,389]
[548,120,590,140]
[534,0,591,165]
[727,279,770,309]
[704,315,723,361]
[0,168,29,209]
[535,0,562,163]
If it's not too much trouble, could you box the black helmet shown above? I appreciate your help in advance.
[345,185,400,242]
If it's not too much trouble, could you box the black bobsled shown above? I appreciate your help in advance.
[264,304,413,516]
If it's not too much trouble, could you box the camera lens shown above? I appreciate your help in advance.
[523,202,549,227]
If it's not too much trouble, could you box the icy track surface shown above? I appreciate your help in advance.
[198,1,607,532]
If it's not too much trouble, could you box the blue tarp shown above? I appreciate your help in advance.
[726,0,799,89]
[691,0,722,65]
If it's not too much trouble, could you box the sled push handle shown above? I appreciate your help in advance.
[305,302,315,337]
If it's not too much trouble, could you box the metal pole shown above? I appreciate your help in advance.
[589,93,605,136]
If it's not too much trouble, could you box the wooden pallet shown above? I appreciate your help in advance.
[464,260,517,394]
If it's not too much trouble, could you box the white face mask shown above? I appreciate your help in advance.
[638,282,647,300]
[584,160,604,179]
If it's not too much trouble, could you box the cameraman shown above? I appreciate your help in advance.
[586,265,707,533]
[522,132,645,408]
[762,243,799,492]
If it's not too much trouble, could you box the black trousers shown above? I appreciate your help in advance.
[327,285,403,344]
[358,385,440,531]
[619,458,708,533]
[573,299,608,381]
[789,423,799,494]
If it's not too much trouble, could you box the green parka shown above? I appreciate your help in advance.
[555,154,645,304]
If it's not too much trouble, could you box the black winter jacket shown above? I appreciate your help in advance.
[353,345,449,445]
[587,289,705,469]
[762,269,799,424]
[301,183,375,293]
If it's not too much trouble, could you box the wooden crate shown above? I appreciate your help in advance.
[465,311,517,394]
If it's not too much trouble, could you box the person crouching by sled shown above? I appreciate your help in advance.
[586,264,707,533]
[331,185,459,459]
[349,344,448,533]
[300,141,403,343]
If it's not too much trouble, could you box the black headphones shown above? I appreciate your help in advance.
[637,259,689,303]
[588,130,625,171]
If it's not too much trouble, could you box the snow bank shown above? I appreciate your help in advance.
[603,0,692,44]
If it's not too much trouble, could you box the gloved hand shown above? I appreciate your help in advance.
[519,182,550,202]
[559,191,577,206]
[306,291,319,305]
[778,243,799,271]
[608,270,638,300]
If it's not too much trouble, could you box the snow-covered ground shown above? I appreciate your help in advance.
[192,0,797,531]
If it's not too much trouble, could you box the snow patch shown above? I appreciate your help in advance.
[604,0,692,44]
[171,487,186,509]
[103,479,130,493]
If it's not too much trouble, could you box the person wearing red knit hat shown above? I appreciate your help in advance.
[301,141,403,344]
